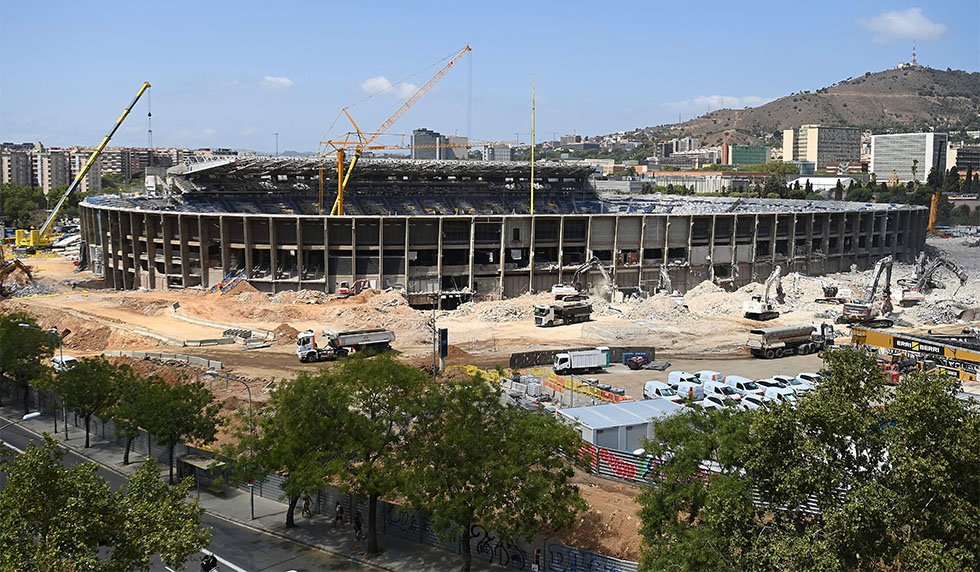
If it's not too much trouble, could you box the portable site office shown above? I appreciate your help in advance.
[557,399,684,452]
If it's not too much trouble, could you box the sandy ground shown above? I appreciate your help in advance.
[3,235,979,560]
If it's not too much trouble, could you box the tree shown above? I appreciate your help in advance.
[963,165,974,194]
[845,185,873,203]
[943,166,962,194]
[48,357,121,448]
[0,312,54,413]
[0,436,210,571]
[139,379,220,484]
[104,367,148,465]
[229,369,352,528]
[0,183,46,228]
[330,354,431,555]
[636,349,980,571]
[926,164,944,189]
[406,375,586,572]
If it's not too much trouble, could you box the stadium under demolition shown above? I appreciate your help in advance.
[79,157,929,308]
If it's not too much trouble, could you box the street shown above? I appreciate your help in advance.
[1,419,376,572]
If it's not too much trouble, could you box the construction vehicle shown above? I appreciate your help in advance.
[896,252,968,306]
[335,279,371,299]
[15,82,151,249]
[533,296,592,327]
[320,46,471,216]
[837,256,895,328]
[746,323,835,359]
[551,256,615,300]
[0,247,34,296]
[553,348,606,375]
[815,280,854,304]
[295,328,395,362]
[851,327,980,383]
[742,266,784,321]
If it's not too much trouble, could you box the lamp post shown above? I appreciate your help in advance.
[204,369,255,520]
[0,412,42,450]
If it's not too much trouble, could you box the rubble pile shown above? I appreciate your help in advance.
[617,293,688,321]
[270,290,331,304]
[8,283,56,297]
[455,293,554,323]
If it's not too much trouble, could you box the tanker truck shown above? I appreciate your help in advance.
[296,328,396,363]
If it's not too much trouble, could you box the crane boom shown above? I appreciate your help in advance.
[32,82,151,244]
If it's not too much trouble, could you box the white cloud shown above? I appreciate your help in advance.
[664,95,772,110]
[360,75,418,99]
[261,76,295,90]
[858,8,947,43]
[202,128,217,136]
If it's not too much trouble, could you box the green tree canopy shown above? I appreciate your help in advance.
[46,356,121,448]
[104,367,150,465]
[138,378,220,484]
[0,436,210,571]
[637,349,980,571]
[0,312,55,414]
[406,375,586,572]
[0,183,46,228]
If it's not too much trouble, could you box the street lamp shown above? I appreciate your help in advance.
[204,369,255,520]
[0,412,42,450]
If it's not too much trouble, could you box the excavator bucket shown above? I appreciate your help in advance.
[0,257,34,297]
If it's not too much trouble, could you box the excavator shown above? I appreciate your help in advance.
[0,247,34,297]
[837,256,895,328]
[15,82,151,249]
[551,256,615,300]
[896,252,968,306]
[742,266,784,321]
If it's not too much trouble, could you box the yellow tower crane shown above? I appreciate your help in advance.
[319,45,472,216]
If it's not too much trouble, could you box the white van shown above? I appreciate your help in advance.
[773,374,813,394]
[740,394,769,411]
[667,371,699,388]
[703,380,742,402]
[643,381,682,402]
[695,370,725,383]
[51,355,80,372]
[675,381,704,401]
[796,372,823,385]
[725,375,765,396]
[764,386,798,406]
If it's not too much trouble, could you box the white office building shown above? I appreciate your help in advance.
[870,133,948,184]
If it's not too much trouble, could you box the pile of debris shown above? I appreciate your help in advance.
[270,289,331,304]
[7,282,56,297]
[454,292,553,323]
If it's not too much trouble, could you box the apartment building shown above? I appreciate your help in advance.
[870,133,948,183]
[783,125,861,170]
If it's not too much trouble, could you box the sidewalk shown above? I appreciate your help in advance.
[0,406,505,572]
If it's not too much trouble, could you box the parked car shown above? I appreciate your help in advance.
[643,380,682,402]
[756,377,794,393]
[695,370,725,383]
[667,371,699,388]
[700,394,739,410]
[763,386,798,406]
[703,380,742,402]
[675,381,705,401]
[796,372,823,385]
[51,355,79,372]
[725,375,765,396]
[740,394,769,411]
[773,374,814,394]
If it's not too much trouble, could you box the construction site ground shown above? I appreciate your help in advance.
[3,236,979,561]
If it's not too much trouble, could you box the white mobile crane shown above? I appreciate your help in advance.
[551,256,615,300]
[838,256,895,328]
[896,252,968,306]
[742,266,784,321]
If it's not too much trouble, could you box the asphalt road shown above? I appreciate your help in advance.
[0,422,375,572]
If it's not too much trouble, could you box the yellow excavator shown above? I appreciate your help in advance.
[15,82,151,249]
[0,246,34,296]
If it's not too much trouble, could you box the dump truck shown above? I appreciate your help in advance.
[553,348,606,375]
[533,298,592,327]
[746,323,835,359]
[296,328,395,362]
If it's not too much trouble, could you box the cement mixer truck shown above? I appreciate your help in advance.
[296,328,395,362]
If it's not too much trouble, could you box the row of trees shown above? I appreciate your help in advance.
[226,354,586,571]
[0,174,140,228]
[636,349,980,571]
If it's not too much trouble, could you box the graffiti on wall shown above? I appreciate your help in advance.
[470,524,528,569]
[546,544,638,572]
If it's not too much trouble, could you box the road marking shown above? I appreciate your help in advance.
[202,548,250,572]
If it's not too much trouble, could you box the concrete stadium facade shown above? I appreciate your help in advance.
[79,157,929,306]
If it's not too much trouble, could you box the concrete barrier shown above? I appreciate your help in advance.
[169,303,274,341]
[103,350,222,370]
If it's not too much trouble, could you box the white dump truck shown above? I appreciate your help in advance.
[533,298,592,327]
[553,348,606,375]
[296,328,396,363]
[746,323,834,359]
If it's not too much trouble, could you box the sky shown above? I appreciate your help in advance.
[1,1,978,154]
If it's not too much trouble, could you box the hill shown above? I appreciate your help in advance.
[653,66,980,147]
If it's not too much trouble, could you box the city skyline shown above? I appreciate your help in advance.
[1,1,977,154]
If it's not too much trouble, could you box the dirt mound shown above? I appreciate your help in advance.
[455,292,554,323]
[558,468,642,560]
[619,293,687,321]
[224,280,260,296]
[272,322,300,345]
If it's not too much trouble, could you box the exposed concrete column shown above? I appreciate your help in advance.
[402,218,410,293]
[219,216,230,276]
[128,211,141,288]
[100,210,112,285]
[145,214,157,288]
[269,217,279,292]
[243,218,254,280]
[178,215,191,288]
[528,215,536,294]
[467,216,475,292]
[297,216,305,289]
[161,216,174,288]
[436,217,444,309]
[557,216,566,284]
[750,214,760,282]
[324,217,331,291]
[376,216,384,289]
[497,218,507,299]
[199,215,210,289]
[729,214,738,285]
[707,214,717,282]
[119,211,132,290]
[349,219,357,284]
[787,214,798,271]
[611,215,620,284]
[584,216,594,292]
[637,215,647,290]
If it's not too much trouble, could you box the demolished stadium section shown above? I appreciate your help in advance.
[79,157,928,306]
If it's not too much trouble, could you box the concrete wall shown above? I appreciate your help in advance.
[81,204,930,304]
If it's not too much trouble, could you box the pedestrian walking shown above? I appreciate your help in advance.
[301,494,312,518]
[352,511,363,541]
[333,502,344,528]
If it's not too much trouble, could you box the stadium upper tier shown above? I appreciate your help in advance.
[83,156,917,217]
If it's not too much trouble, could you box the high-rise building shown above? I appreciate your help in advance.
[32,149,71,196]
[1,150,32,186]
[69,151,102,194]
[870,132,948,183]
[446,135,469,160]
[782,125,861,170]
[560,134,582,145]
[672,137,700,153]
[100,148,133,179]
[727,145,770,166]
[482,145,512,162]
[412,128,441,160]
